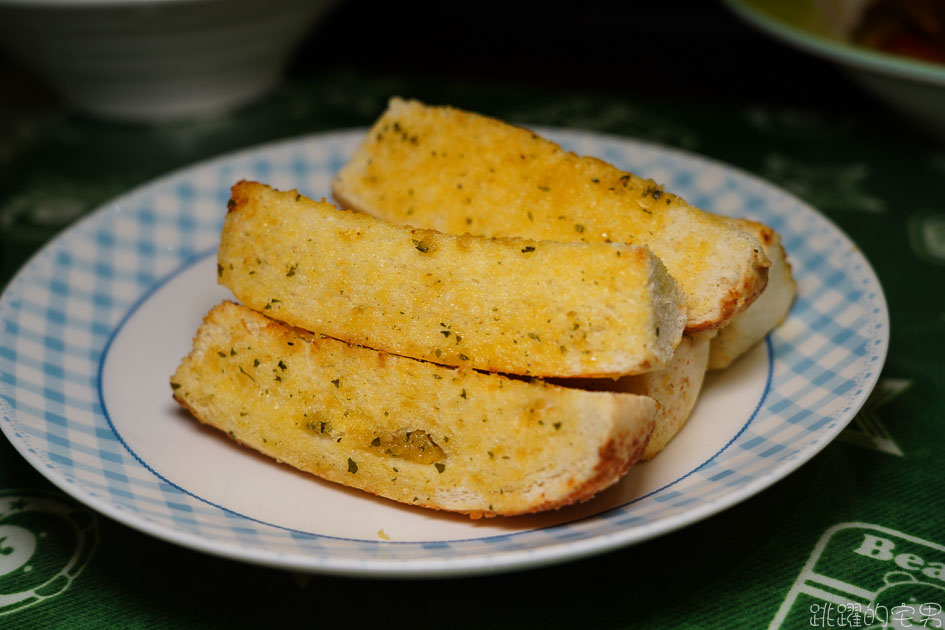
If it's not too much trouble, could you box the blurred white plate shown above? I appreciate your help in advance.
[0,0,335,121]
[726,0,945,136]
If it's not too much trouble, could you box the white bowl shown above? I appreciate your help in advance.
[0,0,337,122]
[725,0,945,137]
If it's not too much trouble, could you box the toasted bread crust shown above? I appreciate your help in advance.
[538,429,650,511]
[171,302,657,517]
[623,331,711,459]
[218,181,686,378]
[550,331,711,461]
[708,218,796,369]
[333,97,770,331]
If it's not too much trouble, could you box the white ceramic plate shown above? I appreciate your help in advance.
[0,128,889,577]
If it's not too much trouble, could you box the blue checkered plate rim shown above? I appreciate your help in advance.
[0,128,889,577]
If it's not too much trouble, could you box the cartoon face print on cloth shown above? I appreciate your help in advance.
[866,571,945,629]
[0,489,97,617]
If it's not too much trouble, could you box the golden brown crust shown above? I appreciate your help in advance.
[333,97,771,331]
[686,263,770,333]
[531,426,651,513]
[218,181,686,378]
[171,301,658,517]
[708,218,796,369]
[462,425,652,518]
[548,331,711,462]
[629,331,711,460]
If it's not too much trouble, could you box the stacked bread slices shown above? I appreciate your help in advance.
[171,98,795,518]
[333,98,796,461]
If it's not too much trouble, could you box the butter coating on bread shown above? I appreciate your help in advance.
[332,97,770,332]
[171,302,657,517]
[218,181,686,378]
[708,218,795,370]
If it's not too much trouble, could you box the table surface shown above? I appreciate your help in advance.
[1,2,943,628]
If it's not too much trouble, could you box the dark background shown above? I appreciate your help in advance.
[1,0,886,124]
[287,0,874,112]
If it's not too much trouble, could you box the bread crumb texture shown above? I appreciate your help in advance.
[708,218,796,369]
[171,302,657,517]
[333,97,771,331]
[623,331,712,460]
[219,181,686,378]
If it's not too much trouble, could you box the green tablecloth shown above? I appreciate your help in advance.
[2,7,944,629]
